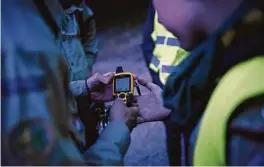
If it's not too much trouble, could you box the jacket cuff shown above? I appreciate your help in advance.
[99,121,131,155]
[85,52,98,67]
[69,80,89,97]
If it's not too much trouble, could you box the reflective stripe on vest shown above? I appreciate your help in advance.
[193,56,264,165]
[167,37,181,46]
[156,36,181,46]
[156,36,166,44]
[149,11,188,85]
[161,65,175,73]
[151,55,160,67]
[149,55,160,72]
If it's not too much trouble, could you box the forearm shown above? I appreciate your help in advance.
[83,121,131,165]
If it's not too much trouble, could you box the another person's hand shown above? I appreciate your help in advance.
[110,98,139,131]
[86,72,115,102]
[135,77,171,124]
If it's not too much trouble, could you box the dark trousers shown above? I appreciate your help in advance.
[76,96,103,150]
[148,70,182,165]
[149,69,164,89]
[165,120,182,166]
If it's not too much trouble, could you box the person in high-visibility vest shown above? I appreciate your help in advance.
[141,2,189,165]
[141,2,188,88]
[150,0,264,165]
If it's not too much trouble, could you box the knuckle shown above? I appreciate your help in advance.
[94,73,100,77]
[132,107,139,114]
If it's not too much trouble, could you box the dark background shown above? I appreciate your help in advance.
[87,0,150,31]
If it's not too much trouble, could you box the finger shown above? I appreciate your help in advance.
[96,73,113,84]
[104,73,115,84]
[103,72,115,81]
[129,120,138,130]
[133,95,139,101]
[132,73,138,80]
[130,96,137,103]
[102,72,115,77]
[131,103,139,107]
[137,117,145,124]
[129,106,139,116]
[137,77,154,91]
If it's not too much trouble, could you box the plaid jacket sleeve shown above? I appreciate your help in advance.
[79,2,98,67]
[69,80,88,97]
[1,1,85,165]
[83,121,131,166]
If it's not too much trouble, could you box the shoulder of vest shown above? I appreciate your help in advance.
[194,56,264,166]
[216,56,264,101]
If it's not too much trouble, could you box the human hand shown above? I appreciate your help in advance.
[86,72,115,102]
[110,98,139,131]
[86,72,138,102]
[135,77,171,124]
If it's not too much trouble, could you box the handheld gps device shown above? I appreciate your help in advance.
[113,66,135,106]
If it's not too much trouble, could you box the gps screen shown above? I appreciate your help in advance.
[115,77,130,92]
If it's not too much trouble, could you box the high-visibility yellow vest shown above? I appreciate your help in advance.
[149,12,188,85]
[193,56,264,165]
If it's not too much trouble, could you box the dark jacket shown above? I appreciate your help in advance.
[163,0,264,165]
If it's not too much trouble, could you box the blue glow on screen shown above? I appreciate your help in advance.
[115,77,130,92]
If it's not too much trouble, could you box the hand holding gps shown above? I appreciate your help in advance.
[113,66,141,106]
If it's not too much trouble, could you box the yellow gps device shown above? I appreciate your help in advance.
[113,66,134,106]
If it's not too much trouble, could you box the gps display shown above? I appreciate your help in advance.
[115,77,130,92]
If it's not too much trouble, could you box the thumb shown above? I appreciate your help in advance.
[137,76,148,85]
[96,73,113,84]
[137,76,155,91]
[129,106,139,116]
[104,72,115,84]
[102,72,115,77]
[132,73,138,80]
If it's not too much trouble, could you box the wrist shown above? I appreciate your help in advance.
[109,120,131,133]
[111,119,133,132]
[85,78,91,99]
